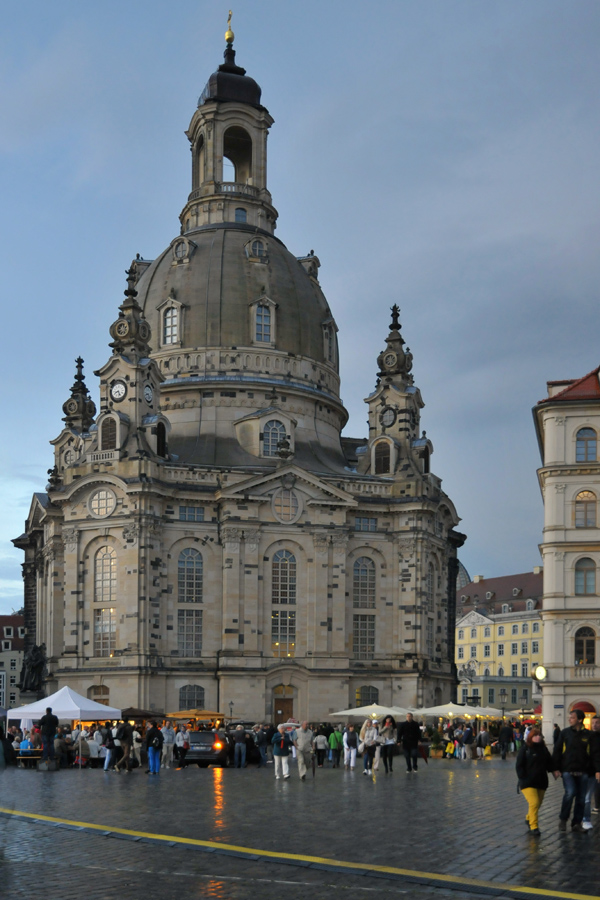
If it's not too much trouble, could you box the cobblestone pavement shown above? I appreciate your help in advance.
[1,757,599,900]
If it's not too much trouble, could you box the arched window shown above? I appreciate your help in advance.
[256,305,271,342]
[356,685,379,706]
[95,546,116,603]
[156,422,167,458]
[426,562,434,611]
[163,306,178,344]
[234,207,247,223]
[498,666,504,677]
[575,626,596,665]
[575,558,596,595]
[272,550,296,605]
[263,420,286,456]
[178,548,203,603]
[353,557,375,608]
[484,626,491,637]
[179,684,205,709]
[526,600,534,611]
[575,491,596,528]
[87,685,110,706]
[374,442,390,474]
[576,428,597,463]
[484,667,490,676]
[101,418,117,451]
[471,628,477,638]
[458,629,464,640]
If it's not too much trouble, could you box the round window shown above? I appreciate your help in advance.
[272,489,301,523]
[89,489,117,518]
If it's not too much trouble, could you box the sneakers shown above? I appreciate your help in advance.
[530,828,541,836]
[558,820,567,831]
[275,775,280,779]
[571,823,587,833]
[582,820,593,830]
[406,769,412,773]
[283,774,290,779]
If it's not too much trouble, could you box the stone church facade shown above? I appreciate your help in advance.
[14,33,465,722]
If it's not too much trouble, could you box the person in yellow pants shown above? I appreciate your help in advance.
[516,727,556,836]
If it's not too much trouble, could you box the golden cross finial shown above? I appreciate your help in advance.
[225,10,234,44]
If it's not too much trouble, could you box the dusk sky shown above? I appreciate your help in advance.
[1,1,600,613]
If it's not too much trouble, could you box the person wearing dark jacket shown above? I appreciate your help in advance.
[145,721,164,775]
[397,713,422,773]
[0,726,17,767]
[39,707,59,761]
[552,709,598,832]
[516,727,555,835]
[498,722,514,760]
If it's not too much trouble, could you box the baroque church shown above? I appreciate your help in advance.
[14,28,465,722]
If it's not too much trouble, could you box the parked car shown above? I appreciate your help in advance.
[186,730,234,767]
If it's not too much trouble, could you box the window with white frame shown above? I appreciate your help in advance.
[271,610,296,658]
[575,558,596,595]
[178,609,202,656]
[498,666,504,676]
[512,624,518,635]
[94,608,116,657]
[511,643,518,654]
[511,688,517,703]
[95,546,116,603]
[263,420,286,456]
[522,623,529,633]
[353,557,376,608]
[521,641,528,654]
[488,688,495,704]
[458,629,464,640]
[179,506,205,522]
[532,622,539,633]
[484,626,491,637]
[575,491,596,528]
[458,646,464,659]
[521,662,528,677]
[498,625,505,636]
[255,304,271,342]
[178,548,203,603]
[576,428,597,462]
[484,644,490,657]
[471,628,477,638]
[511,666,518,678]
[272,550,296,605]
[498,643,504,656]
[353,614,375,660]
[532,641,539,654]
[470,645,477,658]
[163,306,178,344]
[355,517,377,532]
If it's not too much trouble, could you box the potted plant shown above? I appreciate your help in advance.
[429,728,443,758]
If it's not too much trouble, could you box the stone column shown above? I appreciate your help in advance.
[222,526,242,653]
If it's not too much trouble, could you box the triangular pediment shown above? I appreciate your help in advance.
[456,610,494,627]
[24,492,53,531]
[217,464,357,506]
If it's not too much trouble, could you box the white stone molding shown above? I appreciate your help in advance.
[62,528,79,553]
[244,529,260,552]
[555,483,566,493]
[222,527,242,551]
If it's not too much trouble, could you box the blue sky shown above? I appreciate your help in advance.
[1,1,600,612]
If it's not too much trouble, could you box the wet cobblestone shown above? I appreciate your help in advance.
[1,757,598,899]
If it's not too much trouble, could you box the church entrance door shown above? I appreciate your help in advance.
[274,698,293,724]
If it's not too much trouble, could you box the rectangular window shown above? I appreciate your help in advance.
[512,624,518,635]
[484,644,491,657]
[178,609,202,657]
[163,307,178,345]
[498,644,504,656]
[498,626,505,636]
[10,659,16,670]
[511,643,518,655]
[93,608,116,658]
[488,688,495,704]
[470,645,477,658]
[532,641,539,654]
[462,687,469,702]
[521,641,528,654]
[521,662,528,677]
[2,641,10,651]
[522,623,529,634]
[4,627,13,637]
[511,664,518,677]
[271,610,296,658]
[256,305,271,342]
[511,688,517,703]
[9,675,16,686]
[457,646,464,659]
[353,614,375,660]
[532,622,540,633]
[354,517,377,532]
[472,688,480,698]
[426,619,434,657]
[522,688,529,702]
[179,506,205,522]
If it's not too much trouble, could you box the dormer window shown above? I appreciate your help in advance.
[374,441,391,474]
[101,418,117,451]
[163,306,178,344]
[256,305,271,342]
[263,420,286,457]
[322,319,338,366]
[252,240,265,257]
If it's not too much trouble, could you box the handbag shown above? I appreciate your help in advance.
[183,740,190,750]
[358,741,365,754]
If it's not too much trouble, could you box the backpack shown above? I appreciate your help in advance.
[151,735,161,749]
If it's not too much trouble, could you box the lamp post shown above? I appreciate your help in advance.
[229,700,234,721]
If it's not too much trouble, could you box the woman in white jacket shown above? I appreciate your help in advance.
[360,719,379,775]
[343,723,358,770]
[175,725,190,769]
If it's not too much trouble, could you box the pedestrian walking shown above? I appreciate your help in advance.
[39,707,59,762]
[272,724,293,779]
[379,715,397,774]
[252,724,268,767]
[498,721,514,760]
[161,721,176,768]
[314,731,328,767]
[552,709,598,832]
[359,719,379,775]
[328,726,344,768]
[583,715,600,829]
[175,725,190,769]
[397,712,422,773]
[476,726,490,759]
[516,727,556,836]
[343,724,358,770]
[145,720,163,775]
[232,724,247,768]
[114,721,134,773]
[293,721,314,780]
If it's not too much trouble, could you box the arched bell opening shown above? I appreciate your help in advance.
[223,126,252,184]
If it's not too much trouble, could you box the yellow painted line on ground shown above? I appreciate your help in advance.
[0,806,597,900]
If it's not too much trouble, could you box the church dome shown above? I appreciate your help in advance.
[136,222,339,385]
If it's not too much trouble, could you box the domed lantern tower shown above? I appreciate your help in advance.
[15,20,465,720]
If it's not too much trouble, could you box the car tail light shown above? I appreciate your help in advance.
[213,742,223,750]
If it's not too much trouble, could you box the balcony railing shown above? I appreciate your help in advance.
[89,450,117,462]
[573,665,597,678]
[187,182,259,203]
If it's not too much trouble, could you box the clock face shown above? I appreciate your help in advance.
[110,381,127,401]
[380,407,396,427]
[534,665,547,681]
[143,384,154,404]
[115,320,129,337]
[383,352,397,368]
[65,399,78,414]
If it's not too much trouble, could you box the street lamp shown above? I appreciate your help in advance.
[229,701,234,720]
[499,688,507,720]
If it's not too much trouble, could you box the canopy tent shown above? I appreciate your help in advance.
[9,686,121,769]
[468,705,504,717]
[166,708,226,720]
[410,703,470,718]
[9,686,121,721]
[324,703,413,721]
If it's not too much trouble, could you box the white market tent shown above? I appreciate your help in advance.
[9,685,121,721]
[325,703,414,720]
[411,703,503,719]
